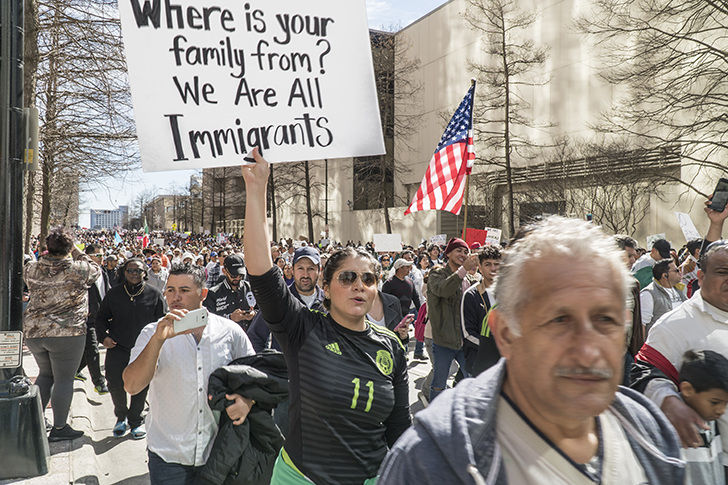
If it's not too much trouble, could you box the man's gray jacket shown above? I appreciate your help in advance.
[378,359,685,484]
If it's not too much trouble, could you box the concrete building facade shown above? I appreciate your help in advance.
[206,0,720,248]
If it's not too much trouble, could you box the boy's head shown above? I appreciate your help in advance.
[679,350,728,422]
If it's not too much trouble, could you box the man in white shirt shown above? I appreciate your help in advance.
[640,258,687,336]
[123,263,255,484]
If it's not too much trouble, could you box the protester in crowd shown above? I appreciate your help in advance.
[640,258,687,336]
[427,244,441,267]
[632,238,672,289]
[242,149,411,485]
[614,234,645,385]
[631,199,728,465]
[75,243,110,395]
[676,350,728,485]
[283,262,294,287]
[203,254,257,332]
[146,256,169,294]
[378,216,685,484]
[123,263,256,484]
[205,251,221,288]
[680,238,703,297]
[103,254,119,287]
[96,257,166,439]
[461,245,500,377]
[23,227,101,441]
[412,255,430,306]
[427,238,479,402]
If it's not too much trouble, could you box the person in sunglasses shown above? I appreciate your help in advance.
[96,257,166,439]
[241,148,412,485]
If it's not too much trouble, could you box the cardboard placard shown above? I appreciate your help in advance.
[373,234,402,252]
[119,0,385,172]
[154,238,165,247]
[429,234,446,246]
[674,212,701,242]
[484,227,502,246]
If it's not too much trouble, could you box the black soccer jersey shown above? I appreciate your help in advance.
[249,267,411,485]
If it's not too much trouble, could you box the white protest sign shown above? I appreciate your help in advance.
[674,212,701,242]
[484,227,502,246]
[646,233,666,250]
[429,234,446,246]
[154,238,165,247]
[373,234,402,252]
[118,0,385,172]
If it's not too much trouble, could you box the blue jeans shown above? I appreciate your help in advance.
[430,343,469,402]
[148,451,200,485]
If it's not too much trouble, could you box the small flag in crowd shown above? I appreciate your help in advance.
[405,83,475,215]
[114,231,123,246]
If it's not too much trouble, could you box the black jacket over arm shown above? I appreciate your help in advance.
[198,350,289,485]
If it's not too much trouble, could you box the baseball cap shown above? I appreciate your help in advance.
[210,251,218,257]
[105,254,117,262]
[393,258,414,270]
[293,246,321,266]
[470,242,482,250]
[224,254,246,275]
[652,239,672,259]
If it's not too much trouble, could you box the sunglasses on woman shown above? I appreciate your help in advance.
[336,271,377,288]
[125,268,145,275]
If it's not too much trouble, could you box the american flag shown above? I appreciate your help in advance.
[405,84,475,215]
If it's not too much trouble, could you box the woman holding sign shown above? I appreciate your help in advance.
[242,148,411,485]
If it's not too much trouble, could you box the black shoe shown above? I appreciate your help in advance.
[74,372,87,382]
[413,353,428,361]
[48,425,84,442]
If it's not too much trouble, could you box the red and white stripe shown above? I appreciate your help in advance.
[405,131,475,215]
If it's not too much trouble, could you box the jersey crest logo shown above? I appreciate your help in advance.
[325,342,341,355]
[376,350,393,376]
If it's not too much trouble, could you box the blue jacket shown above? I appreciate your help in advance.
[378,360,685,484]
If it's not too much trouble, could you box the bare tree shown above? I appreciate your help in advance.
[34,0,138,245]
[274,161,325,242]
[510,138,676,235]
[352,28,422,233]
[463,0,551,235]
[577,0,728,193]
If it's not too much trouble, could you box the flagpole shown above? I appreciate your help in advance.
[461,78,476,241]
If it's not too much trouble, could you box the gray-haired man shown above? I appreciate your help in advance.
[378,216,684,484]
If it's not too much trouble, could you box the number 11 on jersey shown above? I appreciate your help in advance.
[351,378,374,412]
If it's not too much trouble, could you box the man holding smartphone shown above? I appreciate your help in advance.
[203,254,257,331]
[123,263,255,485]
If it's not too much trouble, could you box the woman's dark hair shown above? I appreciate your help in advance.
[117,257,148,285]
[46,226,75,257]
[322,247,381,310]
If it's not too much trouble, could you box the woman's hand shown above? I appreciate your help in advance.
[241,147,270,192]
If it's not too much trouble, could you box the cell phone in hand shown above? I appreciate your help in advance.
[708,178,728,213]
[395,314,415,331]
[174,307,208,334]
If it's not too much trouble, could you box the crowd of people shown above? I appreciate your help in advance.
[19,154,728,484]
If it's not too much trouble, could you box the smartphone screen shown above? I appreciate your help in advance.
[710,178,728,213]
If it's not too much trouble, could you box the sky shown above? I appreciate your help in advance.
[78,0,447,227]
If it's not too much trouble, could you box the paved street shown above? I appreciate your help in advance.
[2,336,433,484]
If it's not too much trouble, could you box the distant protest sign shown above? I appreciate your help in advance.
[675,212,701,242]
[430,234,446,246]
[118,0,385,172]
[484,227,502,246]
[373,234,402,253]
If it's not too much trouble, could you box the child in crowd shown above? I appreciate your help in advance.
[678,350,728,485]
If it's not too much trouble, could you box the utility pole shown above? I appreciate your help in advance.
[0,0,50,479]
